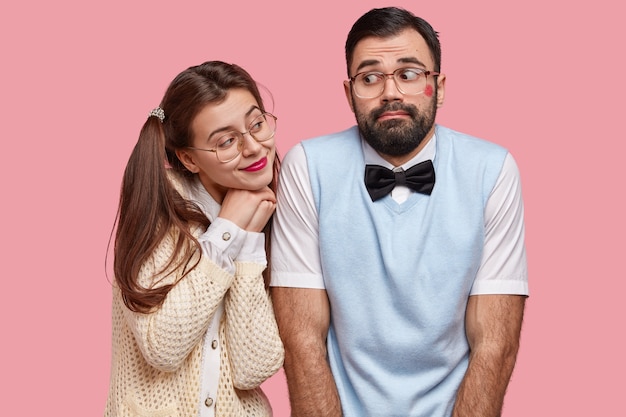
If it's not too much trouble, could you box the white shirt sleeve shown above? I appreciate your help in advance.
[470,153,529,295]
[199,217,267,275]
[270,144,325,288]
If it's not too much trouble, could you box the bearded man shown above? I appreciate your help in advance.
[271,7,528,417]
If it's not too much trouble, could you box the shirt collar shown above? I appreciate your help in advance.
[186,176,221,222]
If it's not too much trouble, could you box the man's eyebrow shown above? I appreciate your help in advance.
[354,59,381,74]
[354,57,428,74]
[397,57,427,68]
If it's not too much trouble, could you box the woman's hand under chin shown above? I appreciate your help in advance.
[218,186,276,232]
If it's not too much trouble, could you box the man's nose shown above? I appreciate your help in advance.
[380,75,403,101]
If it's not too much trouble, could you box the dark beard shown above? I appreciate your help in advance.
[356,100,437,157]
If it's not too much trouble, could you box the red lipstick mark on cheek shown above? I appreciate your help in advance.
[424,85,434,97]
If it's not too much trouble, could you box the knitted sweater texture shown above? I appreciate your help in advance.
[105,222,284,416]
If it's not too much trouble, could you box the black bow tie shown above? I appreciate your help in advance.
[364,160,435,201]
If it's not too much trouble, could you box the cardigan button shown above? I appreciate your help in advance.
[211,339,218,349]
[205,396,214,407]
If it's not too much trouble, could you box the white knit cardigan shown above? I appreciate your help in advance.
[105,197,284,416]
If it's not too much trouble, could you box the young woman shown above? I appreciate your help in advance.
[105,61,284,417]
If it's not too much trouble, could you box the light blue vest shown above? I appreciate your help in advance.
[301,125,508,417]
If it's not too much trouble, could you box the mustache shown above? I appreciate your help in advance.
[370,103,418,120]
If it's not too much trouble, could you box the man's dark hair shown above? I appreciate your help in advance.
[345,7,441,76]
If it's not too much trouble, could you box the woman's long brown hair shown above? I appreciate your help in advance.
[113,61,280,313]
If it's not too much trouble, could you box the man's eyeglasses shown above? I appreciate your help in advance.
[349,67,439,99]
[188,112,277,163]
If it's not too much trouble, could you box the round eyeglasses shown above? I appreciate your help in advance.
[349,67,439,99]
[188,112,277,163]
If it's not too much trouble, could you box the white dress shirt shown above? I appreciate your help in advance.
[184,178,267,417]
[271,133,528,295]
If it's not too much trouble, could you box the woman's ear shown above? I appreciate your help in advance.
[175,149,200,173]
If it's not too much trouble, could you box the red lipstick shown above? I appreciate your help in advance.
[243,157,268,172]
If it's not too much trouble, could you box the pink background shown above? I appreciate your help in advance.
[1,0,624,415]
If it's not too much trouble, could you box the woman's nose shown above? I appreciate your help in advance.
[240,133,263,156]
